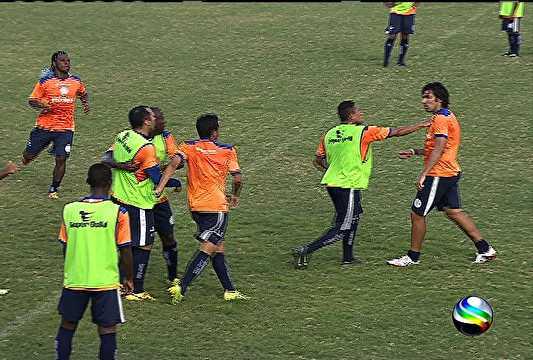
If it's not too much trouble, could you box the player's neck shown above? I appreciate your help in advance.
[54,70,69,79]
[90,188,110,197]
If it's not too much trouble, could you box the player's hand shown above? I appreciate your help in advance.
[40,101,52,114]
[419,118,432,128]
[399,149,415,159]
[116,161,138,172]
[3,161,18,175]
[173,185,182,193]
[122,279,134,294]
[82,102,90,114]
[228,195,240,209]
[416,172,426,191]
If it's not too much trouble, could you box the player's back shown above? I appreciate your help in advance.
[179,139,239,212]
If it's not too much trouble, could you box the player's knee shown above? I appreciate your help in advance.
[22,152,35,164]
[215,242,225,254]
[200,241,217,256]
[55,156,67,165]
[411,211,425,221]
[445,208,463,220]
[61,319,78,330]
[159,233,176,248]
[138,244,152,251]
[98,325,117,335]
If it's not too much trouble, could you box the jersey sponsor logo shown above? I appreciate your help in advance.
[59,84,69,96]
[328,129,353,144]
[117,132,133,153]
[69,210,109,228]
[194,146,218,155]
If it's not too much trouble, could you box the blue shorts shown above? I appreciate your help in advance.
[411,173,462,217]
[25,127,73,158]
[501,18,520,33]
[112,199,155,247]
[154,200,175,236]
[191,212,229,245]
[58,288,125,327]
[386,13,415,35]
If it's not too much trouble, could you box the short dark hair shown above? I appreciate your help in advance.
[422,82,450,108]
[86,163,112,188]
[196,113,220,139]
[337,100,358,122]
[50,50,68,70]
[128,106,151,129]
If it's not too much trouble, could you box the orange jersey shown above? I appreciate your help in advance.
[424,109,461,177]
[178,139,240,212]
[316,125,391,160]
[162,130,180,159]
[29,71,87,131]
[107,141,159,182]
[58,197,131,247]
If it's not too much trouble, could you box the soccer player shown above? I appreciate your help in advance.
[383,2,419,67]
[155,113,249,303]
[292,100,430,269]
[102,107,182,288]
[0,161,18,180]
[108,106,181,301]
[387,82,497,267]
[499,1,525,57]
[55,163,133,360]
[21,51,90,199]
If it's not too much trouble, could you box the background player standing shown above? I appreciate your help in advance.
[387,82,497,267]
[156,113,249,303]
[499,1,525,57]
[383,2,419,67]
[55,163,132,360]
[21,51,90,199]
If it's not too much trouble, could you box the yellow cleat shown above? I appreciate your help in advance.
[48,192,59,199]
[168,283,184,304]
[166,278,180,288]
[124,291,156,301]
[223,290,250,301]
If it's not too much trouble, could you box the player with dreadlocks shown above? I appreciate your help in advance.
[21,50,90,199]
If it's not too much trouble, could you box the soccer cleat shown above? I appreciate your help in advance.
[508,53,519,58]
[166,278,180,288]
[397,62,407,67]
[473,246,497,264]
[48,191,59,199]
[386,255,420,267]
[223,290,250,301]
[167,283,184,304]
[124,291,156,301]
[292,247,310,269]
[502,51,512,56]
[341,257,363,266]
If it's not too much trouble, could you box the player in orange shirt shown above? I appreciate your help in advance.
[387,82,497,267]
[21,51,90,199]
[155,113,249,303]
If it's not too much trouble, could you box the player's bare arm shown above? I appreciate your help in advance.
[119,246,134,294]
[155,154,183,196]
[313,156,328,171]
[79,92,90,113]
[28,98,51,113]
[416,136,446,190]
[101,150,139,172]
[229,172,242,209]
[388,119,431,137]
[399,148,425,159]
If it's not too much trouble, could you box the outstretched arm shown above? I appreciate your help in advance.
[101,150,139,172]
[388,119,431,137]
[154,155,184,196]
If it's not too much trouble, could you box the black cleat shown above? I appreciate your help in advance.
[341,257,364,266]
[397,62,407,67]
[292,247,310,269]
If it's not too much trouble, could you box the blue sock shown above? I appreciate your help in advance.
[55,327,75,360]
[50,180,61,193]
[398,39,409,64]
[162,242,178,281]
[132,247,151,293]
[474,239,490,254]
[384,38,395,66]
[407,250,420,262]
[212,253,235,291]
[180,251,210,295]
[99,333,117,360]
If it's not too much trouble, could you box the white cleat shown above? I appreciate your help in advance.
[387,255,420,267]
[473,246,497,264]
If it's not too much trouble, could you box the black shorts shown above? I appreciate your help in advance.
[154,200,175,236]
[501,18,521,33]
[411,174,462,217]
[386,13,415,35]
[191,212,229,245]
[326,187,363,231]
[24,127,73,158]
[112,199,155,247]
[58,288,125,327]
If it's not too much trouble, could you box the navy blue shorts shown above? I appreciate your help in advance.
[112,199,155,247]
[25,127,73,158]
[58,288,125,327]
[411,173,462,217]
[191,212,229,245]
[386,13,415,35]
[501,18,520,33]
[154,200,174,236]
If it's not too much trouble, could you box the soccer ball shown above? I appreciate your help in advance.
[452,296,493,336]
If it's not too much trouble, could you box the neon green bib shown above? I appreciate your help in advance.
[63,200,120,289]
[391,2,415,14]
[500,2,525,17]
[152,134,170,200]
[320,124,373,190]
[112,130,157,209]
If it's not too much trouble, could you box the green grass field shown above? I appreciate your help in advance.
[1,2,532,359]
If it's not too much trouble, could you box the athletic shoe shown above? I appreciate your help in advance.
[502,51,512,56]
[292,247,310,269]
[223,290,250,301]
[341,257,363,266]
[124,291,156,301]
[473,246,497,264]
[166,278,180,288]
[386,255,420,267]
[397,62,407,67]
[508,53,519,58]
[48,191,59,199]
[168,283,183,304]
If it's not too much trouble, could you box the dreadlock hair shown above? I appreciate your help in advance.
[50,50,68,71]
